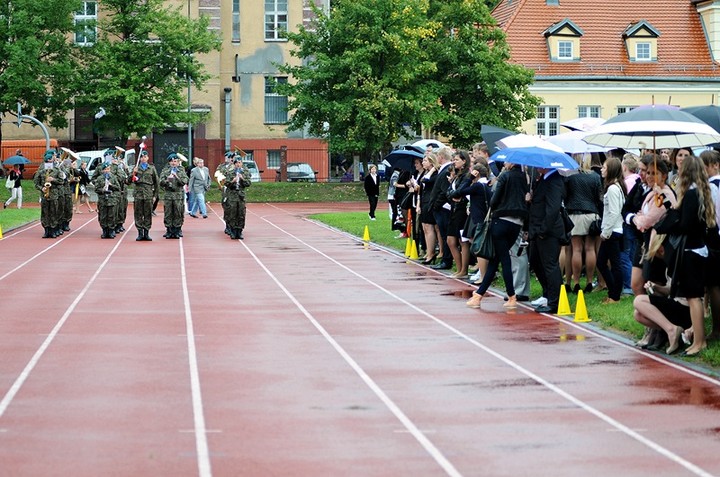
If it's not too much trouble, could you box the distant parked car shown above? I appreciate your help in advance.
[242,159,262,182]
[279,162,317,182]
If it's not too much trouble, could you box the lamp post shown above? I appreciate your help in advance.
[186,0,192,161]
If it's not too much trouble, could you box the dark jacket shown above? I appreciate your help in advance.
[528,170,565,240]
[451,178,491,224]
[490,166,529,221]
[428,162,452,212]
[565,170,603,215]
[363,173,380,197]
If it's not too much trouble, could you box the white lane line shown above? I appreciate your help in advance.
[0,225,130,419]
[238,240,463,477]
[0,219,96,283]
[178,238,212,477]
[259,215,715,477]
[309,218,720,388]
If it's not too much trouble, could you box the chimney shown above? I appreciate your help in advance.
[696,0,720,61]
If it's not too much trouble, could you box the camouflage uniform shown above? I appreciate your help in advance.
[129,153,159,241]
[224,159,252,239]
[33,151,65,238]
[92,164,122,238]
[58,159,74,232]
[112,159,129,233]
[159,154,188,239]
[215,152,235,234]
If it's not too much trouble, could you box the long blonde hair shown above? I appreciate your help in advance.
[675,154,716,228]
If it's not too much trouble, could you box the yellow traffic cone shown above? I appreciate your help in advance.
[0,225,3,239]
[404,237,412,257]
[363,225,370,242]
[557,285,572,316]
[573,290,591,322]
[409,240,419,260]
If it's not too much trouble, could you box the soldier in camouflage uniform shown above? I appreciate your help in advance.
[58,155,74,233]
[112,150,129,233]
[224,157,252,240]
[215,151,235,235]
[159,153,188,239]
[93,161,122,238]
[129,150,159,241]
[34,150,65,238]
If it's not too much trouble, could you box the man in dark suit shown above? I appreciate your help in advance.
[428,147,454,270]
[527,168,565,313]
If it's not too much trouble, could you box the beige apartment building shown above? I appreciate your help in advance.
[493,0,720,136]
[1,0,332,181]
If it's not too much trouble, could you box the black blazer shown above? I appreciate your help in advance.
[428,163,452,212]
[364,173,380,197]
[528,170,565,240]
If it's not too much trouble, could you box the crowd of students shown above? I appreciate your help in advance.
[386,143,720,358]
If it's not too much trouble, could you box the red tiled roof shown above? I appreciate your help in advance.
[492,0,720,78]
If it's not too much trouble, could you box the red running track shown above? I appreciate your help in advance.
[0,202,719,477]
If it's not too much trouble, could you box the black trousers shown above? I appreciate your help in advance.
[529,235,562,310]
[367,195,378,218]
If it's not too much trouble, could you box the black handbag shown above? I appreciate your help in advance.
[588,217,601,237]
[471,211,495,259]
[559,207,574,246]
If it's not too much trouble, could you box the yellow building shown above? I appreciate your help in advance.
[1,0,331,181]
[492,0,720,136]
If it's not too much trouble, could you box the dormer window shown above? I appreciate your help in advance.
[543,19,583,62]
[623,21,659,62]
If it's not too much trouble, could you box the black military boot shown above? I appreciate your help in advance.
[237,229,244,240]
[163,227,170,238]
[101,228,109,239]
[42,227,52,238]
[62,222,70,232]
[143,229,153,241]
[51,227,61,238]
[177,227,183,237]
[136,229,144,241]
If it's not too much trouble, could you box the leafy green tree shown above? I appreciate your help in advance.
[0,0,82,140]
[278,0,539,157]
[426,0,540,148]
[76,0,222,140]
[277,0,438,161]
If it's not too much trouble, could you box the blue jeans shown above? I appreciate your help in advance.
[190,192,207,216]
[619,223,635,289]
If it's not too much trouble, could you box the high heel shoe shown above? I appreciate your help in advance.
[422,256,437,265]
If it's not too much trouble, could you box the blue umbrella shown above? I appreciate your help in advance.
[3,155,30,166]
[383,146,424,171]
[489,146,578,170]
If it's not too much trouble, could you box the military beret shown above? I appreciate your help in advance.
[103,148,114,157]
[167,152,179,161]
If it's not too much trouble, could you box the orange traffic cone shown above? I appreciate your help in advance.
[573,290,591,322]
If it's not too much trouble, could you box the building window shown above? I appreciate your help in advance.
[267,150,281,169]
[74,1,97,46]
[558,41,573,60]
[265,0,288,41]
[578,106,600,118]
[636,42,651,61]
[232,0,240,42]
[536,106,558,136]
[617,106,637,115]
[265,77,288,124]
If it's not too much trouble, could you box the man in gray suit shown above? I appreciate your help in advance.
[188,157,211,218]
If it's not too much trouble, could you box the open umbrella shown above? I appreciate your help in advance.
[3,155,30,166]
[497,133,566,153]
[412,139,446,151]
[546,131,611,154]
[560,117,606,132]
[583,104,720,150]
[680,105,720,147]
[489,146,578,170]
[383,146,424,171]
[480,125,516,153]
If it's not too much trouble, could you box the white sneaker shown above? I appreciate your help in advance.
[470,270,482,282]
[530,296,548,307]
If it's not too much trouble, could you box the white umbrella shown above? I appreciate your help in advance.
[497,133,565,153]
[546,131,611,154]
[583,105,720,150]
[412,139,446,150]
[560,117,606,132]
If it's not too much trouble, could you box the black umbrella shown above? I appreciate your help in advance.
[3,155,30,166]
[681,105,720,146]
[481,125,516,153]
[383,146,424,172]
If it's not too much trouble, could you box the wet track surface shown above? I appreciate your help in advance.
[0,202,719,476]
